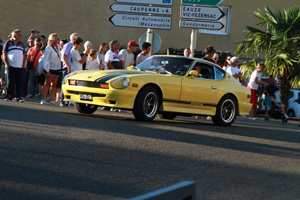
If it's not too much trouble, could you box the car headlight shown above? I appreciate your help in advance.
[110,77,130,89]
[63,72,77,85]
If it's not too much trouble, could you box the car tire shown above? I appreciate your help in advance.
[74,103,98,114]
[288,109,295,118]
[133,86,159,122]
[212,95,237,126]
[158,113,177,120]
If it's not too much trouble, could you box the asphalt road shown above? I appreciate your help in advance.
[0,99,299,200]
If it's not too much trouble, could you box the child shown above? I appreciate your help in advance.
[261,91,288,119]
[35,46,46,99]
[86,49,100,70]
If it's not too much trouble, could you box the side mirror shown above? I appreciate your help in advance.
[189,70,199,78]
[127,65,134,70]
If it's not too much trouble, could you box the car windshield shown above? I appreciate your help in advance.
[136,56,194,76]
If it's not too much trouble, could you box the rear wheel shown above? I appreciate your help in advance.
[158,113,177,120]
[133,86,159,122]
[74,103,98,114]
[288,110,295,118]
[212,95,237,126]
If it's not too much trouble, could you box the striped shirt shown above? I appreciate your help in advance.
[2,39,25,68]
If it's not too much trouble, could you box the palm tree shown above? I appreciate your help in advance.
[236,6,300,109]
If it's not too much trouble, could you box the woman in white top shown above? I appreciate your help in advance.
[70,37,87,72]
[97,43,108,70]
[41,33,61,105]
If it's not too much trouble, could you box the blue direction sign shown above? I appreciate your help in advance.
[109,14,172,30]
[180,19,224,30]
[115,0,173,6]
[181,0,224,6]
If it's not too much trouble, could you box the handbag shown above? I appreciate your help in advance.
[27,49,40,70]
[51,46,63,70]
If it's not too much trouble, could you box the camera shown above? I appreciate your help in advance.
[31,29,40,34]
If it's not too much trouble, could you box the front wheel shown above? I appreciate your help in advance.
[212,95,237,126]
[74,103,98,114]
[133,86,160,122]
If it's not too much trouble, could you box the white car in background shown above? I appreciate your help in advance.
[287,89,300,118]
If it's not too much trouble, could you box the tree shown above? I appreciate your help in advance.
[236,6,300,109]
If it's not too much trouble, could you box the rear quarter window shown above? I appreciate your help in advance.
[215,67,226,80]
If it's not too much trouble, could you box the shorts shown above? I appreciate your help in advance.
[56,74,63,88]
[50,69,61,77]
[37,74,45,85]
[247,86,257,109]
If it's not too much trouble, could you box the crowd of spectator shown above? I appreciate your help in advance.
[0,29,298,126]
[0,29,151,106]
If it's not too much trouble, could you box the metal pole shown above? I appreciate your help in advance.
[190,29,197,57]
[146,28,154,56]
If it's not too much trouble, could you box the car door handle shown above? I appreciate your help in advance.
[211,86,217,89]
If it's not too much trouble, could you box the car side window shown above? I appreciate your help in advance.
[192,63,215,79]
[288,91,294,99]
[215,67,226,80]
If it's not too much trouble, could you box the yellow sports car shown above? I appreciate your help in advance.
[62,55,251,126]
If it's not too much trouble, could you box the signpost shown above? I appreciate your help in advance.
[139,32,162,54]
[180,0,226,57]
[115,0,173,6]
[180,20,224,30]
[181,0,224,6]
[110,4,172,15]
[181,5,225,20]
[110,0,173,55]
[109,14,172,30]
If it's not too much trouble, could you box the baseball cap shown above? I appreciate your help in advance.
[128,40,139,47]
[230,57,239,63]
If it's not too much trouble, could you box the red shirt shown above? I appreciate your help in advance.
[27,47,43,68]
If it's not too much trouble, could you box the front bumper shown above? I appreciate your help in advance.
[62,84,137,109]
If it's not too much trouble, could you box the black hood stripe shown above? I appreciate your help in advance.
[95,73,127,83]
[95,74,112,82]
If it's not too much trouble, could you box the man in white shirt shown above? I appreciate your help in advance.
[2,29,26,102]
[70,37,87,72]
[104,40,121,70]
[226,57,242,81]
[60,33,79,106]
[119,40,138,69]
[247,62,269,120]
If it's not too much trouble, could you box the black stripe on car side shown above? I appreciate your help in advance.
[163,99,217,107]
[95,73,126,83]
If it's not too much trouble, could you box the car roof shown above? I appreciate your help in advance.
[152,55,224,70]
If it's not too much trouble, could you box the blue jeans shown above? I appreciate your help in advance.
[28,68,38,96]
[60,68,68,103]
